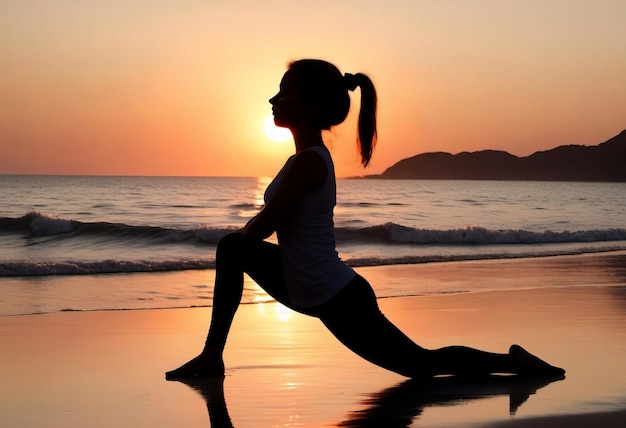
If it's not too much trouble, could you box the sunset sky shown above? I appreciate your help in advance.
[1,0,625,178]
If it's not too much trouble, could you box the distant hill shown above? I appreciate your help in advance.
[378,130,626,181]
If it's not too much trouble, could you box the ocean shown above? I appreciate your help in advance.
[1,175,625,316]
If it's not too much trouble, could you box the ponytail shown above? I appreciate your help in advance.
[344,72,378,167]
[288,59,378,168]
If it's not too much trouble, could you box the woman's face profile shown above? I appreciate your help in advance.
[269,71,313,130]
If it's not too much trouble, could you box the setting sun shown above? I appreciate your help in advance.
[263,115,292,143]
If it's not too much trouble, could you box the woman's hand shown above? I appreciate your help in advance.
[241,214,271,241]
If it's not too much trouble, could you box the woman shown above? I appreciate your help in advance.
[166,59,564,380]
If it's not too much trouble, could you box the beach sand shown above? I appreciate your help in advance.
[1,253,625,427]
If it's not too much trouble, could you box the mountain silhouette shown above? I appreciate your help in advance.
[379,130,626,181]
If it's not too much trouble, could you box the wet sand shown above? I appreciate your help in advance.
[1,255,625,427]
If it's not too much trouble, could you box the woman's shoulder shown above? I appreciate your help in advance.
[287,147,328,192]
[290,149,327,172]
[297,145,332,167]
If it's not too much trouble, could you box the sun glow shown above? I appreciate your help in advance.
[263,115,292,143]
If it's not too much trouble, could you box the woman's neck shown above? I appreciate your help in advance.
[291,128,324,153]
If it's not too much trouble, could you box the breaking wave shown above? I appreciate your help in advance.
[2,211,625,276]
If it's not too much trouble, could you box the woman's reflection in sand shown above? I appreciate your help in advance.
[337,375,563,427]
[175,377,234,428]
[173,374,563,427]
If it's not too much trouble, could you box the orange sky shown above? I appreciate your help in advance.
[1,0,625,178]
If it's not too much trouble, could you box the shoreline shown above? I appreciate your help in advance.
[2,250,626,318]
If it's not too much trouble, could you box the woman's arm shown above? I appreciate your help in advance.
[242,149,327,241]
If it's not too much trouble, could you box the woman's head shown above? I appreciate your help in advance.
[271,59,378,167]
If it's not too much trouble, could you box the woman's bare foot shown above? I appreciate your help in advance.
[509,344,565,377]
[165,352,225,380]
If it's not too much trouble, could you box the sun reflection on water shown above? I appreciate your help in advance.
[255,176,271,208]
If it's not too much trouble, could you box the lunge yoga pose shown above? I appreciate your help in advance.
[166,59,565,380]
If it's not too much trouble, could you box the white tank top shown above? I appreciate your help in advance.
[264,145,356,307]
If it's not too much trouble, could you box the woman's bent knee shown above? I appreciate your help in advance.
[216,232,243,256]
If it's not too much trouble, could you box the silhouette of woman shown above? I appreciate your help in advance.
[166,59,565,380]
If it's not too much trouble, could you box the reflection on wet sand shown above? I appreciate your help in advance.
[176,377,234,428]
[337,375,564,427]
[175,374,564,428]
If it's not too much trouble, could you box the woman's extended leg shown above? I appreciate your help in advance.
[314,275,564,378]
[312,275,437,378]
[166,233,288,379]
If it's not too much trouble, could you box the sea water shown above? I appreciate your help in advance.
[1,175,625,315]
